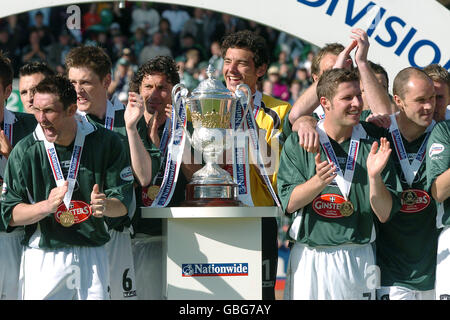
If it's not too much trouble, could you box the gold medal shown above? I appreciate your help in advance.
[147,185,160,201]
[59,211,75,227]
[340,200,354,217]
[402,190,417,206]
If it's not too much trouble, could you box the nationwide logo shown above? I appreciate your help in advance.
[312,193,347,218]
[182,263,249,277]
[428,143,444,158]
[55,200,92,225]
[400,189,431,213]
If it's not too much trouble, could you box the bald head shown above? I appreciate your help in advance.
[393,67,433,100]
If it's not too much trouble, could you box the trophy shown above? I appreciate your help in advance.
[172,65,250,206]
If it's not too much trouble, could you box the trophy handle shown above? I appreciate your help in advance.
[235,83,251,131]
[171,83,193,145]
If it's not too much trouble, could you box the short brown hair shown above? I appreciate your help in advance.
[65,46,112,80]
[393,67,432,100]
[423,64,450,89]
[34,75,77,110]
[311,43,345,77]
[317,68,359,101]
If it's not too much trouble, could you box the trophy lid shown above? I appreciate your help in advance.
[190,64,233,99]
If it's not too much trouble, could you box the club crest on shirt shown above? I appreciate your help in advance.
[428,143,444,158]
[55,200,92,226]
[312,193,348,218]
[120,166,134,181]
[400,189,430,213]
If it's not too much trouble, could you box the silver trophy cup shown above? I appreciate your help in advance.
[172,64,250,206]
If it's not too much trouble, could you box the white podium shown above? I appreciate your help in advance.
[141,206,280,300]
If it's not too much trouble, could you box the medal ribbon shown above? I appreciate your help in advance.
[232,94,253,206]
[151,117,172,185]
[104,98,124,131]
[388,114,435,187]
[0,109,15,176]
[36,119,93,211]
[236,91,281,208]
[150,91,187,207]
[317,120,366,201]
[313,105,326,120]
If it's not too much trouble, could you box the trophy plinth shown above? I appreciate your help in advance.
[172,64,250,207]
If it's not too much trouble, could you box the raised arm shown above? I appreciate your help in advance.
[366,138,393,223]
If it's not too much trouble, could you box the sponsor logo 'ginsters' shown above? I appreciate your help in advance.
[400,189,431,213]
[55,200,91,225]
[312,194,348,218]
[182,263,248,277]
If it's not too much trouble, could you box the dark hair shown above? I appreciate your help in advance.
[0,51,13,88]
[317,68,359,101]
[34,75,77,110]
[131,56,179,93]
[19,61,55,78]
[368,61,389,88]
[393,67,432,100]
[311,43,345,77]
[220,30,269,69]
[65,46,112,80]
[423,64,450,89]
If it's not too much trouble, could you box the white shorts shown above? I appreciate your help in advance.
[284,242,377,300]
[0,229,24,300]
[436,226,450,300]
[19,244,110,300]
[376,286,435,300]
[105,227,137,300]
[131,234,163,300]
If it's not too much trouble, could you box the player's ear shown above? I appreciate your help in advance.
[320,96,331,111]
[66,103,78,116]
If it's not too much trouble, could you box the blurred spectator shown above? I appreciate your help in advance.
[181,8,207,53]
[161,5,190,35]
[203,10,218,51]
[208,40,223,80]
[110,24,129,64]
[212,13,236,43]
[45,29,74,71]
[158,18,176,53]
[31,11,54,47]
[129,2,160,37]
[83,3,101,33]
[129,27,147,61]
[21,28,47,64]
[139,31,172,65]
[108,57,134,101]
[28,8,51,27]
[276,31,306,62]
[267,65,289,101]
[294,67,312,89]
[176,56,198,91]
[288,79,303,105]
[262,79,273,96]
[299,50,314,77]
[0,26,20,73]
[184,48,201,77]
